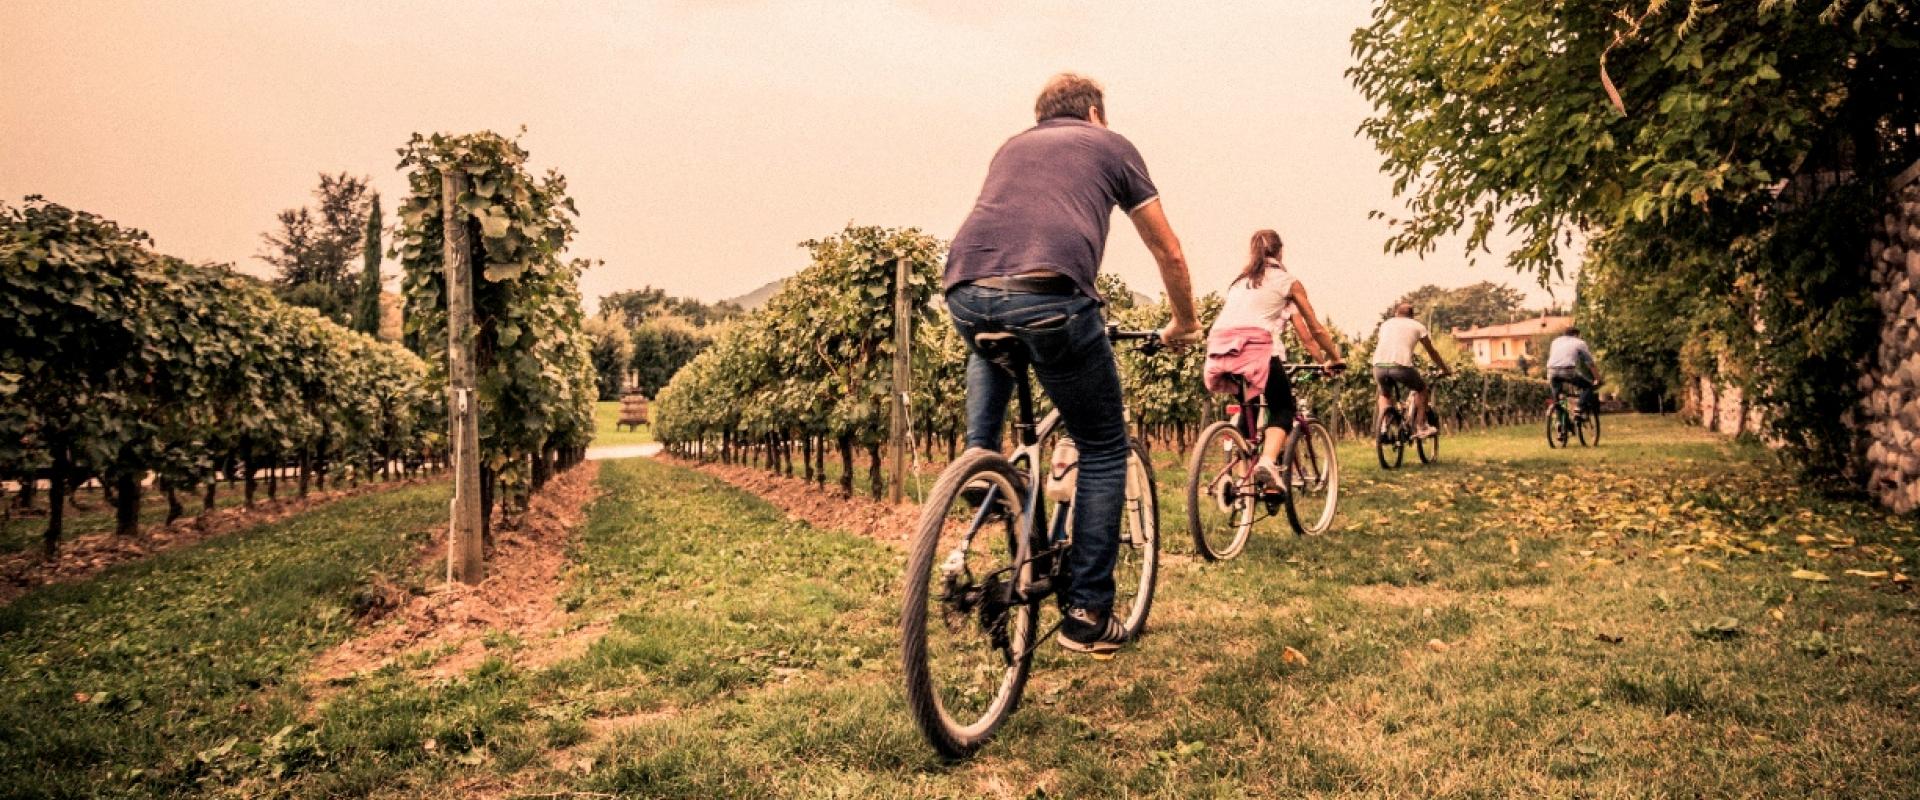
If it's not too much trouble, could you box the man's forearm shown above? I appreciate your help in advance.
[1156,256,1198,324]
[1129,200,1198,325]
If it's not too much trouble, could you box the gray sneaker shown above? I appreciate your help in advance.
[1056,607,1127,655]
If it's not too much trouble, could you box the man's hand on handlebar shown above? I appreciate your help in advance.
[1158,318,1202,351]
[1324,358,1348,376]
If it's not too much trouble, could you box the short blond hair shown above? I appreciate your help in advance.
[1035,73,1104,122]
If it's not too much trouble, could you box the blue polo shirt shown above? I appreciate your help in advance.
[943,118,1159,302]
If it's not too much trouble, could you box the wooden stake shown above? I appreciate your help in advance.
[443,168,485,584]
[888,256,912,504]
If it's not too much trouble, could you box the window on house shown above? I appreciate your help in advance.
[1501,340,1510,357]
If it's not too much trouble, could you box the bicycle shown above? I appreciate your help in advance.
[1183,363,1340,562]
[1376,377,1441,469]
[900,326,1165,758]
[1545,379,1601,448]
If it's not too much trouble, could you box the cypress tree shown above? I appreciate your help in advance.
[354,193,383,336]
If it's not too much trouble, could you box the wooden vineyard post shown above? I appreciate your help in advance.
[443,168,485,584]
[888,256,912,504]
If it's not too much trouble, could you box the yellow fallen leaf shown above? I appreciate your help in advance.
[1844,569,1889,579]
[1794,535,1817,545]
[1769,608,1785,621]
[1894,573,1912,585]
[1280,646,1309,666]
[1790,569,1830,582]
[1695,560,1724,572]
[1426,638,1450,653]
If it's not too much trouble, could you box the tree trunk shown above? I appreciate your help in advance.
[297,451,311,498]
[480,464,496,549]
[242,447,257,507]
[867,442,884,501]
[802,437,815,482]
[267,462,279,500]
[113,471,141,537]
[164,482,184,525]
[838,435,855,496]
[531,447,552,490]
[44,444,69,558]
[203,478,218,518]
[14,478,36,511]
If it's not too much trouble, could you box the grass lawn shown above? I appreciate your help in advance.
[593,400,654,447]
[3,415,1918,797]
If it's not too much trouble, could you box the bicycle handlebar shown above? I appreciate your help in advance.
[1106,326,1164,356]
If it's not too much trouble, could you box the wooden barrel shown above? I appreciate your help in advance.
[618,393,651,430]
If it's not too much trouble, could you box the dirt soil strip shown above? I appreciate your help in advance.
[306,461,604,691]
[661,456,920,549]
[0,479,429,606]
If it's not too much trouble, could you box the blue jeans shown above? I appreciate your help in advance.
[945,284,1128,614]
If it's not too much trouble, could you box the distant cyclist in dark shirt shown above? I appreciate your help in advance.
[944,73,1200,656]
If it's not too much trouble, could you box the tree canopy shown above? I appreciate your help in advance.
[1350,0,1920,477]
[1385,281,1528,332]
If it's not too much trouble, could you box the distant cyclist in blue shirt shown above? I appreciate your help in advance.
[1546,327,1604,414]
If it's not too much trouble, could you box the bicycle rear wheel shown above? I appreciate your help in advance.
[1376,410,1405,469]
[901,449,1036,758]
[1114,441,1160,637]
[1284,420,1339,535]
[1545,407,1565,449]
[1416,407,1440,464]
[1185,420,1257,561]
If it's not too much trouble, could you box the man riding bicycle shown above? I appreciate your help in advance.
[1546,326,1604,415]
[1372,303,1452,439]
[943,73,1200,656]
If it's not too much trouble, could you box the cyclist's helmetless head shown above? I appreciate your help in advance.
[1395,302,1416,318]
[1036,73,1106,126]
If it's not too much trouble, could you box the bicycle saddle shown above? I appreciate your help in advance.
[971,331,1027,374]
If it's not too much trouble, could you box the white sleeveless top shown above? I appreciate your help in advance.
[1211,262,1298,358]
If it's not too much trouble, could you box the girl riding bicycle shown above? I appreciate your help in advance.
[1203,229,1346,490]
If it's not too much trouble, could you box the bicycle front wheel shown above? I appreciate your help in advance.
[901,449,1036,758]
[1284,420,1339,535]
[1185,420,1257,561]
[1416,408,1440,464]
[1114,441,1160,637]
[1580,409,1601,447]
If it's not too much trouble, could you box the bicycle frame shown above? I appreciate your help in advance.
[942,330,1157,611]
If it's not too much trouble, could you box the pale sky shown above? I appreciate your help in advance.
[0,0,1575,333]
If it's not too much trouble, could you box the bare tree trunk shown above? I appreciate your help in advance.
[113,471,141,537]
[838,435,855,496]
[479,464,496,549]
[44,444,69,558]
[297,451,311,498]
[867,442,884,501]
[203,478,218,518]
[242,446,256,507]
[164,481,184,525]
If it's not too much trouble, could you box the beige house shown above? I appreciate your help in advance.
[1451,315,1573,370]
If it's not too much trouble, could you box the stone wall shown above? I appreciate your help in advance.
[1860,161,1920,513]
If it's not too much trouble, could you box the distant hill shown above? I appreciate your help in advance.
[722,279,788,311]
[723,277,1152,311]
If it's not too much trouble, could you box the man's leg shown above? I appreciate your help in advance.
[1029,319,1128,617]
[961,350,1012,450]
[947,287,1012,451]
